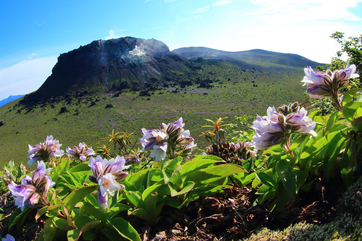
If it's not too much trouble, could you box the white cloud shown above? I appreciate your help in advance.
[249,0,362,24]
[193,0,231,14]
[212,0,231,6]
[0,57,57,100]
[193,6,210,13]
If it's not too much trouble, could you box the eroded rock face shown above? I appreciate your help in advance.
[29,37,185,101]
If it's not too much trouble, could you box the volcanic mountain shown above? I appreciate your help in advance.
[26,37,186,102]
[22,37,323,104]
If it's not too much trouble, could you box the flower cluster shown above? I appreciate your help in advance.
[140,118,196,162]
[88,156,130,209]
[302,64,359,109]
[66,142,95,162]
[252,104,317,151]
[28,135,64,166]
[8,161,54,210]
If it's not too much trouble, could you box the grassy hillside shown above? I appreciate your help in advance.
[0,60,308,167]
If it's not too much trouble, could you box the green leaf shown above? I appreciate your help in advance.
[263,145,285,155]
[52,216,77,231]
[169,165,183,189]
[107,203,130,220]
[185,164,245,185]
[342,88,360,106]
[255,172,276,188]
[256,184,271,194]
[67,216,101,241]
[43,218,57,241]
[325,111,342,137]
[276,159,297,195]
[242,172,256,186]
[107,217,141,241]
[162,158,181,184]
[342,101,362,121]
[256,190,275,205]
[181,157,224,178]
[63,185,98,213]
[68,163,91,173]
[123,190,141,207]
[50,158,69,184]
[169,181,195,197]
[10,206,34,230]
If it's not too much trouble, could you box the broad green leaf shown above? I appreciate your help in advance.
[342,88,360,106]
[290,134,309,151]
[185,164,245,185]
[162,158,181,184]
[263,145,285,155]
[186,185,227,204]
[43,218,57,241]
[181,157,224,178]
[169,181,195,197]
[325,111,342,137]
[255,172,276,188]
[63,185,97,213]
[107,203,130,220]
[342,101,362,121]
[252,176,261,189]
[242,172,256,186]
[169,165,183,189]
[276,159,297,195]
[300,131,340,165]
[36,206,48,221]
[141,183,162,201]
[68,163,91,173]
[123,190,141,207]
[67,216,101,241]
[256,184,271,194]
[50,158,69,184]
[81,202,107,222]
[107,217,141,241]
[256,190,275,205]
[52,216,77,231]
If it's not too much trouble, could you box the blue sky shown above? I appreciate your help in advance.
[0,0,361,101]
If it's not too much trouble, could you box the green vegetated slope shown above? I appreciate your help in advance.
[0,60,307,166]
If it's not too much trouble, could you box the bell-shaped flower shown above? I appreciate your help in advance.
[88,155,129,209]
[66,142,95,162]
[252,105,316,151]
[140,117,196,161]
[149,143,168,162]
[28,136,64,166]
[285,107,317,137]
[302,64,359,99]
[8,161,54,210]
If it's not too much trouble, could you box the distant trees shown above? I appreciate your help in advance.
[329,31,362,76]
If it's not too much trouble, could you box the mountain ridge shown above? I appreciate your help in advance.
[172,47,323,68]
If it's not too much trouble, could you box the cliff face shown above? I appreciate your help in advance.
[29,37,186,101]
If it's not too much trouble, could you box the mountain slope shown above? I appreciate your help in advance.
[25,37,186,103]
[172,47,323,68]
